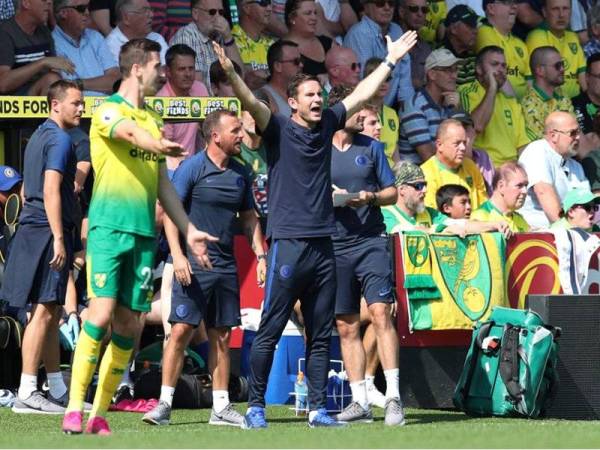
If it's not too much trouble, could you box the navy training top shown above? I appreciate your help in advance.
[171,151,254,274]
[331,134,395,248]
[260,102,347,239]
[19,119,78,229]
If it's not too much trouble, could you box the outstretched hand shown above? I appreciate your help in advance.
[186,228,219,270]
[159,137,186,157]
[385,31,418,64]
[212,41,235,75]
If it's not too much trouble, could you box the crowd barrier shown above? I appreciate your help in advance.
[232,232,600,349]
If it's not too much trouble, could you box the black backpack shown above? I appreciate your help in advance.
[0,314,23,390]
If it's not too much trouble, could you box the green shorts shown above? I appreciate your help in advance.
[86,226,156,312]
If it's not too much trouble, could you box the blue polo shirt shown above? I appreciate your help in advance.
[19,119,78,229]
[52,26,118,97]
[172,151,254,273]
[331,134,395,249]
[260,102,347,239]
[398,88,456,163]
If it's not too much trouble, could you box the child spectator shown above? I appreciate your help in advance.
[436,184,472,219]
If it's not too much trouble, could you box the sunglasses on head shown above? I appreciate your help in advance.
[369,0,395,7]
[63,3,89,13]
[576,203,599,213]
[405,181,427,191]
[245,0,271,6]
[196,7,225,15]
[407,5,429,13]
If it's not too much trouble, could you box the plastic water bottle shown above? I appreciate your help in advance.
[294,371,308,415]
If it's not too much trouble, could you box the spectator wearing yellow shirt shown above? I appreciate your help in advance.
[419,0,447,46]
[476,0,531,99]
[363,57,400,167]
[421,118,488,210]
[525,0,586,99]
[460,46,531,166]
[471,161,531,232]
[233,0,275,89]
[521,46,574,140]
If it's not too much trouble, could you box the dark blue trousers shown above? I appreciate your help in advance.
[248,237,336,410]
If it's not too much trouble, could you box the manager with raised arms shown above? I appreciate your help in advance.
[212,29,417,429]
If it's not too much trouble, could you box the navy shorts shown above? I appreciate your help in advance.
[2,223,73,308]
[334,235,394,315]
[169,270,241,328]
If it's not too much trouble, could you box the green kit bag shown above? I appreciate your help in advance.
[453,306,560,417]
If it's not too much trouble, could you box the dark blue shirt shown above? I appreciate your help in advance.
[172,151,254,273]
[261,102,347,239]
[19,119,78,229]
[331,134,394,247]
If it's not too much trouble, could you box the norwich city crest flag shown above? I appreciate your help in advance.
[401,232,509,330]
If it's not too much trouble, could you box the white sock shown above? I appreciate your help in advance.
[384,368,400,400]
[365,375,375,389]
[159,385,175,407]
[47,372,67,399]
[18,373,37,400]
[350,380,368,410]
[212,390,229,413]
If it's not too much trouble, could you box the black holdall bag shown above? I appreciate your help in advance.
[0,312,23,390]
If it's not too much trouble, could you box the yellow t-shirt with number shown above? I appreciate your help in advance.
[471,200,530,232]
[379,105,400,167]
[89,94,164,237]
[459,80,531,166]
[525,26,586,99]
[421,156,488,210]
[231,24,274,71]
[419,0,447,46]
[476,22,531,99]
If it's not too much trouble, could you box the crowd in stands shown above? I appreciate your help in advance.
[2,0,600,431]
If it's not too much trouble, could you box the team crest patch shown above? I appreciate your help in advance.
[515,47,524,58]
[466,176,473,187]
[388,119,396,131]
[94,273,107,288]
[432,3,438,12]
[176,304,189,319]
[569,43,578,55]
[279,265,292,279]
[3,167,15,178]
[355,155,368,166]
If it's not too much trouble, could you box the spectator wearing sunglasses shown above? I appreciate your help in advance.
[526,0,586,99]
[551,187,600,230]
[324,46,362,94]
[518,111,591,228]
[521,46,574,140]
[232,0,275,89]
[398,49,462,164]
[421,118,488,211]
[396,0,432,89]
[169,0,244,88]
[441,5,478,86]
[476,0,531,99]
[259,40,302,116]
[344,0,414,109]
[53,0,120,96]
[105,0,169,64]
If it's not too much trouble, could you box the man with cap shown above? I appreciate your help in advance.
[420,118,488,211]
[551,187,600,230]
[441,5,479,86]
[521,46,574,140]
[397,0,432,89]
[0,165,22,260]
[382,161,505,234]
[476,0,531,99]
[398,48,462,164]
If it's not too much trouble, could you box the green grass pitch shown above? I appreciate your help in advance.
[1,406,600,448]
